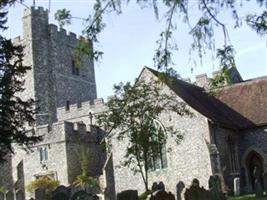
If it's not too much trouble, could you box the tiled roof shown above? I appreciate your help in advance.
[146,67,266,130]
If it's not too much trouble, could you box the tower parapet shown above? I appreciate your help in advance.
[57,98,107,122]
[17,6,97,126]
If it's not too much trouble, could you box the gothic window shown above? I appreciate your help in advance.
[77,101,82,108]
[227,136,239,174]
[39,146,48,162]
[71,60,79,76]
[148,120,168,171]
[17,161,23,180]
[66,100,70,111]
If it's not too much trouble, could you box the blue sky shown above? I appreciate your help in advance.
[4,0,267,99]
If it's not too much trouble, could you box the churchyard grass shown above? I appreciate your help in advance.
[228,194,267,200]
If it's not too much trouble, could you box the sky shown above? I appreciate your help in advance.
[4,0,267,99]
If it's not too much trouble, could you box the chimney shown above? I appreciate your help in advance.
[195,74,209,88]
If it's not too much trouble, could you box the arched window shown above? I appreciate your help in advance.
[39,146,48,162]
[148,120,168,171]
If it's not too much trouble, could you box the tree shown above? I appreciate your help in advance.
[0,0,41,162]
[73,144,100,192]
[96,77,192,191]
[54,0,266,83]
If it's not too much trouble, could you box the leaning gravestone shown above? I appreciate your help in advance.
[149,190,175,200]
[117,190,138,200]
[176,181,185,200]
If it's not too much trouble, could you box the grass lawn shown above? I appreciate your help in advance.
[228,194,267,200]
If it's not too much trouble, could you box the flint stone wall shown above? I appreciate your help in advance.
[111,68,213,195]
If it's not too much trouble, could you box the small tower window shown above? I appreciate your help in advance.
[72,60,79,76]
[39,146,48,162]
[66,100,70,111]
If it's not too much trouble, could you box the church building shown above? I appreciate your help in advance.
[0,6,267,200]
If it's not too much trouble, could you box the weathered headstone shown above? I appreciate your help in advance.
[158,182,165,191]
[35,188,46,200]
[71,190,97,200]
[176,181,185,200]
[233,177,240,196]
[52,185,71,200]
[117,190,138,200]
[208,175,225,200]
[152,182,158,192]
[150,190,175,200]
[184,179,211,200]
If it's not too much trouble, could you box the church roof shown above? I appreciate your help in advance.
[145,67,267,130]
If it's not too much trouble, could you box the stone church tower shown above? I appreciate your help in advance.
[19,7,97,125]
[0,7,116,200]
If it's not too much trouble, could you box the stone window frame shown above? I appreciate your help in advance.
[71,59,80,76]
[148,120,168,171]
[17,161,23,180]
[38,146,49,163]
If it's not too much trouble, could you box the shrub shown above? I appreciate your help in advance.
[26,176,60,199]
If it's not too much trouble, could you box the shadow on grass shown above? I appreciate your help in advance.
[228,194,267,200]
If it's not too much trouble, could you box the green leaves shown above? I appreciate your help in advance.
[0,1,42,162]
[246,11,267,36]
[96,78,190,190]
[54,9,72,28]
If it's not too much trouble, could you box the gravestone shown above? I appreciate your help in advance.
[208,175,225,200]
[176,181,185,200]
[35,188,46,200]
[233,177,240,196]
[71,190,98,200]
[158,182,165,191]
[52,185,71,200]
[184,179,211,200]
[152,182,158,192]
[149,190,175,200]
[117,190,138,200]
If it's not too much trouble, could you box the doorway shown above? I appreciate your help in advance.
[245,151,264,191]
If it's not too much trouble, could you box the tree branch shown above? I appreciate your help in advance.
[201,0,229,47]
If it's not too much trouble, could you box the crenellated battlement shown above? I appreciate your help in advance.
[22,7,90,46]
[57,98,108,121]
[23,6,48,17]
[48,24,88,46]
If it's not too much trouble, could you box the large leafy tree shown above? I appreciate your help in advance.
[0,0,41,162]
[55,0,266,83]
[96,77,192,191]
